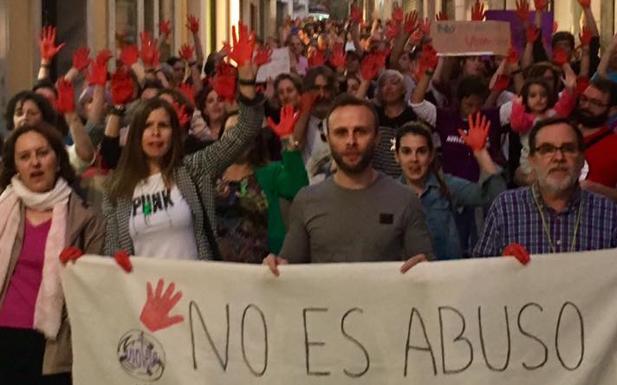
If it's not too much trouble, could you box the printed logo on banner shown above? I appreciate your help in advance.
[117,329,166,381]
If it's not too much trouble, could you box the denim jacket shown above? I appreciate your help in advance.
[402,171,506,260]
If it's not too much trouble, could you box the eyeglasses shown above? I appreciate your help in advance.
[579,94,609,109]
[533,143,580,157]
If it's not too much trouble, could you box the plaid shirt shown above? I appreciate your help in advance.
[473,185,617,257]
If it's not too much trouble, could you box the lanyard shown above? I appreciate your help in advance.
[531,187,583,253]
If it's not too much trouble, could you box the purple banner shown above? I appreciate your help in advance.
[485,10,554,56]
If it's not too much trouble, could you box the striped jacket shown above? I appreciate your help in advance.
[102,96,265,260]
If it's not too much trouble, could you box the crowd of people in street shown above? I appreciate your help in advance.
[1,0,617,382]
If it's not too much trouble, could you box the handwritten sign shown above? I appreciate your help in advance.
[62,250,617,384]
[431,21,511,56]
[256,48,291,83]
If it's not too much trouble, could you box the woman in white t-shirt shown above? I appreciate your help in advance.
[103,73,264,260]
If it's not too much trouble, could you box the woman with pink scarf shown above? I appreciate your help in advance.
[0,123,104,383]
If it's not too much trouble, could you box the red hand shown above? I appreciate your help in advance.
[552,47,568,66]
[120,45,139,67]
[526,25,540,44]
[471,0,486,21]
[552,21,559,33]
[577,0,591,8]
[267,105,300,138]
[212,63,237,102]
[179,44,195,62]
[360,54,379,81]
[253,47,272,67]
[228,22,255,67]
[533,0,548,11]
[575,76,590,96]
[39,26,65,61]
[350,3,363,24]
[329,46,346,69]
[515,0,530,22]
[140,279,184,332]
[178,83,196,105]
[507,47,519,65]
[458,112,490,152]
[111,68,135,106]
[502,243,530,265]
[385,21,401,40]
[391,3,404,24]
[95,49,113,66]
[186,14,200,34]
[419,17,431,37]
[114,250,133,273]
[88,58,108,86]
[492,74,511,92]
[140,31,160,68]
[419,44,438,71]
[308,49,326,68]
[435,11,449,21]
[579,26,592,47]
[405,11,419,33]
[172,101,191,127]
[159,19,171,36]
[59,246,83,265]
[72,47,91,72]
[300,91,318,114]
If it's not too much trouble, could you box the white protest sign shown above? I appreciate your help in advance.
[62,250,617,385]
[256,48,291,83]
[431,20,511,56]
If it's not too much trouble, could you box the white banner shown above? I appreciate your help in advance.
[61,250,617,385]
[255,47,291,83]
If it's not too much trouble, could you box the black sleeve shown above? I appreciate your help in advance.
[100,135,121,169]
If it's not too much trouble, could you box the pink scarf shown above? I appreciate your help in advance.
[0,176,70,340]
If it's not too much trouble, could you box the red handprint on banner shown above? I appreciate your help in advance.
[140,279,184,333]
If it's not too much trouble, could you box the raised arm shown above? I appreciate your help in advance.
[38,26,65,80]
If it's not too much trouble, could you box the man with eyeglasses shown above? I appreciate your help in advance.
[473,117,617,257]
[572,78,617,202]
[295,65,338,184]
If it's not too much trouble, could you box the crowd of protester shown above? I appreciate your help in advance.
[1,0,617,382]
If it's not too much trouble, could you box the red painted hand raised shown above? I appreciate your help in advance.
[458,112,490,152]
[515,0,530,22]
[40,26,65,61]
[111,68,135,106]
[267,104,299,138]
[212,62,237,102]
[140,279,184,332]
[179,44,194,62]
[186,15,200,34]
[405,11,419,34]
[228,22,255,67]
[120,45,139,67]
[159,19,171,36]
[72,47,91,72]
[471,0,486,21]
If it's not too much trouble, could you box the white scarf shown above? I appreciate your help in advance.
[0,176,71,339]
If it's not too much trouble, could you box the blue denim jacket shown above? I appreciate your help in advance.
[402,171,506,260]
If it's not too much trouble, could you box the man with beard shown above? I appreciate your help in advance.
[263,95,433,274]
[572,79,617,202]
[295,65,338,184]
[473,118,617,257]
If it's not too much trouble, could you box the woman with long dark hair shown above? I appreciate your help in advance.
[102,56,264,260]
[394,117,506,260]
